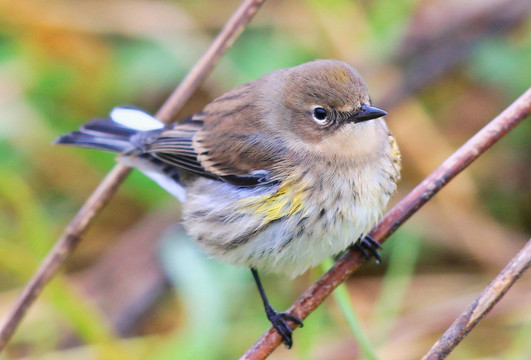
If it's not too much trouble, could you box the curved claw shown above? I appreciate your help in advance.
[354,234,382,264]
[280,312,303,328]
[265,306,303,348]
[364,234,382,249]
[251,268,304,349]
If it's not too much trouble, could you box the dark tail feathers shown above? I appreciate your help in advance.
[54,118,139,153]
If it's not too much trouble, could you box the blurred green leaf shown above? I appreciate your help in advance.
[469,35,531,97]
[371,228,421,344]
[156,228,248,359]
[323,258,378,360]
[226,29,316,83]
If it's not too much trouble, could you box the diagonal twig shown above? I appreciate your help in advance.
[421,238,531,360]
[0,0,266,351]
[241,88,531,360]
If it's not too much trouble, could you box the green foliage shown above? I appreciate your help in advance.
[323,258,378,360]
[157,230,246,359]
[470,38,531,97]
[0,0,529,359]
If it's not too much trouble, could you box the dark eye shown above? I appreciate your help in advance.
[312,106,328,124]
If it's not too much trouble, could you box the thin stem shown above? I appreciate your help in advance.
[421,238,531,360]
[0,0,267,352]
[322,258,378,360]
[371,232,421,344]
[155,0,266,123]
[240,88,531,359]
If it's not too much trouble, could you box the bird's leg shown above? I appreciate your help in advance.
[353,234,382,264]
[250,268,303,349]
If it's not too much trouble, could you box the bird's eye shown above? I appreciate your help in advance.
[312,106,328,124]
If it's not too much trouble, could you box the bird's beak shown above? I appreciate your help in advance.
[349,105,387,123]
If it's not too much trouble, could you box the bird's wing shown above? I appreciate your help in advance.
[144,87,287,186]
[143,118,217,178]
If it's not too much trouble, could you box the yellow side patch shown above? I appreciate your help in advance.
[389,133,401,165]
[237,181,306,224]
[389,133,402,182]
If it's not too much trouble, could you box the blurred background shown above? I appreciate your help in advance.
[1,0,530,359]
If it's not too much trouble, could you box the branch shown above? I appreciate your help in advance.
[241,88,531,360]
[0,0,266,351]
[421,238,531,360]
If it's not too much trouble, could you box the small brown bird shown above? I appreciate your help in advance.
[55,59,401,347]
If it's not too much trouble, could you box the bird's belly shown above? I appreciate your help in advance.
[183,176,389,277]
[242,189,384,277]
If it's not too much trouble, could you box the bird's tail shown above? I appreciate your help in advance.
[54,107,165,153]
[54,107,187,202]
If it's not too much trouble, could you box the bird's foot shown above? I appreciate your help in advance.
[264,305,303,349]
[354,234,382,264]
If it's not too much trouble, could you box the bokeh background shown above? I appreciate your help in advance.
[1,0,530,359]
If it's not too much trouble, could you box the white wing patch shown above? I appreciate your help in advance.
[118,155,186,203]
[110,107,164,131]
[142,170,187,203]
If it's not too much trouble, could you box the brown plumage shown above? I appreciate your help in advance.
[55,59,401,348]
[143,60,387,185]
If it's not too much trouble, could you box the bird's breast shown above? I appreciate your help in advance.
[182,138,399,277]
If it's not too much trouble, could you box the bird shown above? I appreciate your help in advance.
[55,59,401,347]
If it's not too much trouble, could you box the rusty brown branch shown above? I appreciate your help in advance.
[421,238,531,360]
[241,88,531,360]
[0,0,266,352]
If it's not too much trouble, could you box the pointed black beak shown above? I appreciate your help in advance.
[349,105,387,123]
